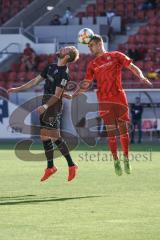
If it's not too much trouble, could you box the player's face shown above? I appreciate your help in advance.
[88,41,101,56]
[57,47,70,59]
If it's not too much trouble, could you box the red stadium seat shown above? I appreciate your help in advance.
[105,2,114,10]
[138,26,147,35]
[116,0,125,4]
[7,72,17,82]
[12,1,20,8]
[128,35,137,44]
[37,54,48,62]
[115,4,125,12]
[48,54,56,64]
[148,17,158,26]
[0,0,33,25]
[11,7,20,16]
[68,64,75,72]
[142,120,153,130]
[86,4,96,16]
[96,4,105,15]
[155,35,160,44]
[135,61,144,69]
[19,63,26,72]
[0,80,6,88]
[146,35,156,44]
[17,72,27,82]
[118,43,126,52]
[146,9,156,19]
[21,0,31,8]
[96,0,105,5]
[136,11,145,21]
[37,61,47,72]
[136,34,146,43]
[76,12,86,18]
[127,3,135,12]
[26,71,36,81]
[11,63,20,72]
[147,25,158,34]
[143,61,154,71]
[136,0,144,4]
[2,0,10,7]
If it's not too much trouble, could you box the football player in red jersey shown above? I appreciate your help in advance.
[65,34,152,175]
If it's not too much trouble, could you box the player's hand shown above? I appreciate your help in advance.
[8,88,18,93]
[140,77,152,86]
[63,93,73,99]
[36,106,46,115]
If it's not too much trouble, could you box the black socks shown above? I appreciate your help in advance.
[42,138,75,168]
[42,139,54,168]
[54,138,75,167]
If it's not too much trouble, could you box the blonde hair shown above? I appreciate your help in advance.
[67,46,79,63]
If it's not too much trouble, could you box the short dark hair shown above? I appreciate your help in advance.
[89,34,103,44]
[67,46,79,63]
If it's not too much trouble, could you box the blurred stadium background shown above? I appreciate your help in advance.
[0,1,160,240]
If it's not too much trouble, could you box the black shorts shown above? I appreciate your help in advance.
[40,106,62,130]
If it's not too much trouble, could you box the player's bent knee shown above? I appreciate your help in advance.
[54,138,69,156]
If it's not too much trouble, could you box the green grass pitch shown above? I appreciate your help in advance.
[0,143,160,240]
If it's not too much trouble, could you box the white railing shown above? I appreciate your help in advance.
[0,43,21,62]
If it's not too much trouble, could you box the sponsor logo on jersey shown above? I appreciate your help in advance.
[54,69,58,74]
[61,79,67,86]
[47,74,55,82]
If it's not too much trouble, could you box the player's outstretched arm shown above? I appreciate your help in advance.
[63,92,73,99]
[73,79,92,98]
[8,75,44,93]
[128,63,152,86]
[63,79,92,99]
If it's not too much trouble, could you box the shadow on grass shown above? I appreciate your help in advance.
[0,195,36,201]
[0,195,103,206]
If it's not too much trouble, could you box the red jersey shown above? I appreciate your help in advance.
[85,51,132,101]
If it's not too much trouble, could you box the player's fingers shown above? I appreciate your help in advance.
[36,107,40,113]
[7,89,12,93]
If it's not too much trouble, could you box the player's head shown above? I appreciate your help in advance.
[88,34,105,56]
[57,46,79,63]
[135,97,141,104]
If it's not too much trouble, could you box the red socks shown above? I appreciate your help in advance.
[120,133,130,158]
[108,136,118,160]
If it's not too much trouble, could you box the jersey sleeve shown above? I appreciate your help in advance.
[40,65,49,79]
[56,71,69,89]
[84,61,94,82]
[116,51,132,68]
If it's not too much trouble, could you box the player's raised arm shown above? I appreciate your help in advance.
[128,62,152,86]
[7,75,44,93]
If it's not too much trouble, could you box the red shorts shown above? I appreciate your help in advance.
[98,90,130,125]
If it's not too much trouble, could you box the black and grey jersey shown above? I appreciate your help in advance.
[40,63,69,104]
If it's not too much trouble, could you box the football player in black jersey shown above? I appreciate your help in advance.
[8,46,79,182]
